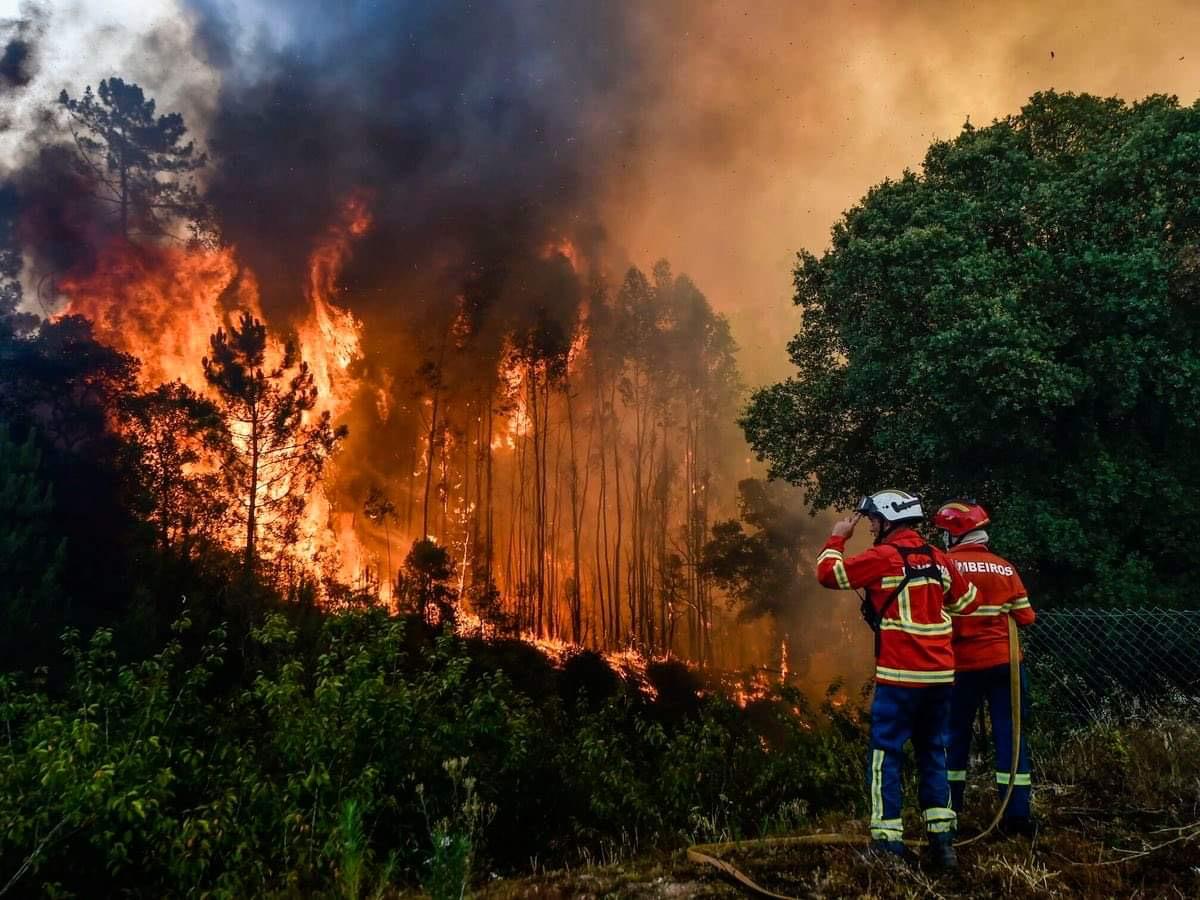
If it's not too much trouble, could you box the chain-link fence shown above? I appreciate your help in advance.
[1023,608,1200,724]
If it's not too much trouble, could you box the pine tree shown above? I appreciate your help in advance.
[203,313,346,572]
[59,77,213,242]
[122,381,228,557]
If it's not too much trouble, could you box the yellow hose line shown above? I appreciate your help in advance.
[956,615,1021,846]
[687,618,1023,897]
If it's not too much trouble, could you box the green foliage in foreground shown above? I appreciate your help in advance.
[743,90,1200,608]
[0,611,864,898]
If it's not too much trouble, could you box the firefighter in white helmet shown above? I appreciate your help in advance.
[816,490,982,869]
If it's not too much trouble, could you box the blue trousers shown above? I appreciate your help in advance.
[947,664,1032,819]
[867,683,956,841]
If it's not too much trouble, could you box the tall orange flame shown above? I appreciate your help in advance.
[298,194,370,422]
[57,196,373,587]
[60,242,263,388]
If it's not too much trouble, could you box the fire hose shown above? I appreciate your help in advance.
[687,616,1022,898]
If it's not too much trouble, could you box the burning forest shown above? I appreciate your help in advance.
[0,2,849,677]
[32,102,757,661]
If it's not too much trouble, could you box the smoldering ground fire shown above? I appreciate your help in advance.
[0,0,869,684]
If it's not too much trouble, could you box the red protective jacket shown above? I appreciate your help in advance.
[946,543,1035,671]
[817,528,981,687]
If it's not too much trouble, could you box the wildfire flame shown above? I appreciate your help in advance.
[492,346,531,451]
[298,194,369,422]
[57,196,372,585]
[59,242,262,388]
[541,237,581,272]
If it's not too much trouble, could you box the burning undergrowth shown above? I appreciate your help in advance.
[457,610,856,715]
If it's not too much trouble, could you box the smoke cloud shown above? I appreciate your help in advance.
[598,0,1200,384]
[188,1,652,326]
[7,0,1200,377]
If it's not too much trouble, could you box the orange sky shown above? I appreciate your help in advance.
[603,0,1200,384]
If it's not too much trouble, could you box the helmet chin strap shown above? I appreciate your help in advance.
[873,517,896,546]
[875,518,922,546]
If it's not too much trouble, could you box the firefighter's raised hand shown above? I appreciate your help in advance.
[831,513,860,538]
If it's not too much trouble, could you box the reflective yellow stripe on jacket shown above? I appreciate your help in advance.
[877,574,954,635]
[875,665,955,684]
[817,547,851,589]
[968,595,1030,617]
[943,581,978,614]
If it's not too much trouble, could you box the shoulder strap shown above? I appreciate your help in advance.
[861,544,943,657]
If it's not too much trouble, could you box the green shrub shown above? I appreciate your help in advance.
[0,608,870,897]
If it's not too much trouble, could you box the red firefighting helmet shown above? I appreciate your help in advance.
[933,500,990,537]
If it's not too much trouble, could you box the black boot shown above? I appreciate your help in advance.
[926,831,958,871]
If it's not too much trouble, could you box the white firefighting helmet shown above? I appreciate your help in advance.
[856,489,925,525]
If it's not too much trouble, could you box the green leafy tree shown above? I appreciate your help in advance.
[58,77,212,242]
[203,313,347,572]
[0,425,66,631]
[743,91,1200,608]
[699,478,808,622]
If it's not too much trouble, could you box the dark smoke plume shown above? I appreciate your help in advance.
[0,3,47,101]
[0,40,32,91]
[0,0,797,668]
[188,1,654,325]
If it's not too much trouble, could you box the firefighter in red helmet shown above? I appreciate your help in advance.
[934,500,1038,837]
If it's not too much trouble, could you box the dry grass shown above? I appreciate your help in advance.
[477,820,1200,898]
[478,710,1200,898]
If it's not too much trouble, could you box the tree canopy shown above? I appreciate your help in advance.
[742,91,1200,608]
[59,77,212,242]
[700,478,809,622]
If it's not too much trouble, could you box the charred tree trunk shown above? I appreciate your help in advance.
[593,375,610,644]
[485,402,495,589]
[549,412,564,638]
[422,392,439,540]
[406,434,417,534]
[565,378,590,644]
[245,414,259,571]
[527,363,544,636]
[609,381,624,647]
